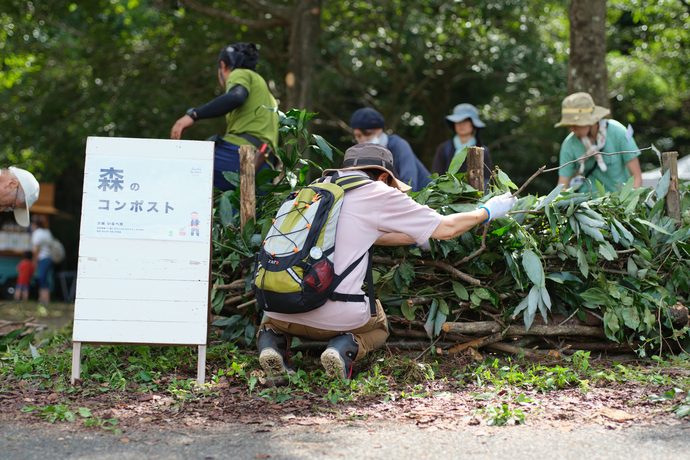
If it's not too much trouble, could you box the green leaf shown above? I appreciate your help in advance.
[452,281,469,301]
[434,311,448,337]
[524,285,540,330]
[497,170,518,190]
[312,134,334,161]
[522,249,545,287]
[219,195,235,228]
[655,168,671,200]
[619,176,636,203]
[622,306,641,330]
[580,287,611,305]
[580,224,605,242]
[575,212,604,228]
[424,299,439,338]
[577,247,589,278]
[438,298,449,316]
[546,272,583,284]
[447,147,468,175]
[603,310,621,342]
[473,288,492,300]
[636,218,672,235]
[627,258,638,277]
[212,315,242,328]
[401,301,417,321]
[598,241,618,261]
[513,295,530,317]
[535,184,564,210]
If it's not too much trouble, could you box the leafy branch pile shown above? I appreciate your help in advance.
[209,111,690,359]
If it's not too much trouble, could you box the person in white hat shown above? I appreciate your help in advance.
[0,167,40,227]
[555,92,642,193]
[255,143,516,380]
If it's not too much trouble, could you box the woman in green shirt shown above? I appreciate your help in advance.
[555,92,642,193]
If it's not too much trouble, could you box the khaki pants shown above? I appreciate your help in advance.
[260,300,390,360]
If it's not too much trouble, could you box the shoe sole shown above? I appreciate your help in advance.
[321,348,347,379]
[259,348,290,376]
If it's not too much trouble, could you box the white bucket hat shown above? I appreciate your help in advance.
[554,92,610,128]
[8,166,40,227]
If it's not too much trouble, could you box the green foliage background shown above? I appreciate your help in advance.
[2,0,690,270]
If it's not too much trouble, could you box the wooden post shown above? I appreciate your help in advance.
[239,145,256,230]
[662,151,680,220]
[71,341,82,384]
[197,345,206,386]
[466,146,484,192]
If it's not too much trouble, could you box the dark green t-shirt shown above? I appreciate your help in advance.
[222,69,279,148]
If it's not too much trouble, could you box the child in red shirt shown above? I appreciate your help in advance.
[14,252,35,302]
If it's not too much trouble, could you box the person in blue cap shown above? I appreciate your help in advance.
[349,108,432,193]
[431,104,494,184]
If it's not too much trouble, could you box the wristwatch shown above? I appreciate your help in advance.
[186,107,198,121]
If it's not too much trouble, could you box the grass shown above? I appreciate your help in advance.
[3,324,690,428]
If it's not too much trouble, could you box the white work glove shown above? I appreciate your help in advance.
[479,192,517,222]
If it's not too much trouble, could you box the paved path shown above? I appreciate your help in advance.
[2,419,690,459]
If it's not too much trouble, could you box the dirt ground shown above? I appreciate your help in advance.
[1,299,689,440]
[0,299,74,333]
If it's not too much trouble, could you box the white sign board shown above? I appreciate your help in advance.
[73,137,214,369]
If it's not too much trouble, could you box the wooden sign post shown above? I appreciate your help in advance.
[71,137,214,385]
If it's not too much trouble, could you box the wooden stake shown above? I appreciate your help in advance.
[239,144,256,230]
[197,345,206,386]
[70,341,82,385]
[662,151,680,220]
[467,146,484,192]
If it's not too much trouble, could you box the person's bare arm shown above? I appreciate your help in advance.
[626,157,643,188]
[171,115,194,140]
[430,209,488,240]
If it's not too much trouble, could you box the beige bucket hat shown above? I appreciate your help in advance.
[554,92,610,128]
[323,143,411,192]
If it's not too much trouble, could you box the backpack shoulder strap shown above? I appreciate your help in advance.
[333,175,372,192]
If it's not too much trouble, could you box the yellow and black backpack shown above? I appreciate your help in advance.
[250,171,376,316]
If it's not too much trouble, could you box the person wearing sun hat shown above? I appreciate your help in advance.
[0,167,40,227]
[256,143,517,380]
[555,92,642,193]
[431,103,494,184]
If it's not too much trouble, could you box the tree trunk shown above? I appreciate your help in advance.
[567,0,609,107]
[285,0,321,112]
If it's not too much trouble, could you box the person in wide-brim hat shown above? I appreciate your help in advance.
[554,92,610,128]
[432,103,494,182]
[323,143,411,192]
[256,142,517,381]
[554,92,642,193]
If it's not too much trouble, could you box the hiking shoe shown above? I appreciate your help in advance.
[257,326,296,376]
[321,333,359,380]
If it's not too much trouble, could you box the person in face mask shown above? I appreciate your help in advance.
[349,108,432,192]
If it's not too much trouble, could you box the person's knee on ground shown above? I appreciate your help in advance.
[257,325,296,376]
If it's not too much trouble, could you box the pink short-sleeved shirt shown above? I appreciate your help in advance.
[265,171,443,330]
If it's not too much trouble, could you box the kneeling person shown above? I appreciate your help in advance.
[256,144,516,379]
